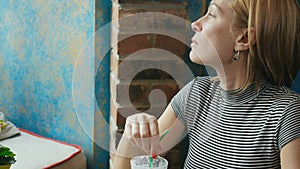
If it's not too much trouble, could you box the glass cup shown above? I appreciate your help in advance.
[130,155,168,169]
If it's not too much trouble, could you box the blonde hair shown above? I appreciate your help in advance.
[231,0,300,90]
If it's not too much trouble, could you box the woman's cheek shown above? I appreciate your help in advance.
[190,35,221,65]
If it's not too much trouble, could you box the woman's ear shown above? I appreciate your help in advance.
[235,27,256,51]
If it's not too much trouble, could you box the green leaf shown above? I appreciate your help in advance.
[0,145,16,164]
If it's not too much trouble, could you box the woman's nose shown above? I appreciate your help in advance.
[191,19,202,32]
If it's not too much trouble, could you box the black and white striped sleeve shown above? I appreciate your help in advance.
[170,79,195,124]
[278,98,300,150]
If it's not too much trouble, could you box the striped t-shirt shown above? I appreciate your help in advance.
[171,76,300,168]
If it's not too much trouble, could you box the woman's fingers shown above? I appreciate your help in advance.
[124,122,132,141]
[148,119,159,137]
[140,123,151,153]
[131,122,142,148]
[125,113,160,153]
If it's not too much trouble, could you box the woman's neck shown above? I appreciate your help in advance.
[218,74,245,91]
[215,61,247,91]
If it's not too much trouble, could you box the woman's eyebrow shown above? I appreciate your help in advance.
[209,2,224,13]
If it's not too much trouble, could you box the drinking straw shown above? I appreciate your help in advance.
[149,129,169,168]
[159,129,169,141]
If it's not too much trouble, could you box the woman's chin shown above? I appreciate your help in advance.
[189,50,204,64]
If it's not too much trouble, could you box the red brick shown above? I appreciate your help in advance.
[119,9,147,18]
[118,2,189,33]
[114,55,185,80]
[152,81,180,104]
[110,1,191,168]
[129,83,149,105]
[118,13,189,34]
[153,34,188,56]
[111,76,151,106]
[118,34,152,54]
[116,107,138,127]
[133,68,173,80]
[119,1,187,17]
[111,76,132,105]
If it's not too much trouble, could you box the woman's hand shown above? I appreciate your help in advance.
[112,105,184,169]
[124,113,161,155]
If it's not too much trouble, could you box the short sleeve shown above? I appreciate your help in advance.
[170,79,195,124]
[278,98,300,150]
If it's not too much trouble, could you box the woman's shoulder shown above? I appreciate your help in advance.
[265,84,300,107]
[272,85,300,99]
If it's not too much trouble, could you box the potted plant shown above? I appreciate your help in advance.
[0,120,16,169]
[0,145,16,169]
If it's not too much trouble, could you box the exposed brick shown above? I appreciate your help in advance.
[131,79,182,107]
[112,79,181,108]
[118,9,147,18]
[152,81,180,104]
[159,8,187,20]
[116,107,136,127]
[129,83,149,105]
[153,34,188,56]
[118,34,152,54]
[133,68,173,80]
[111,76,134,105]
[118,13,189,34]
[115,58,185,81]
[118,7,188,22]
[119,1,188,17]
[110,2,194,168]
[118,2,189,34]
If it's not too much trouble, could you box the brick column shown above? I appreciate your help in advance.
[110,1,193,168]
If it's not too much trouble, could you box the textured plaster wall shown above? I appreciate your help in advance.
[0,0,95,168]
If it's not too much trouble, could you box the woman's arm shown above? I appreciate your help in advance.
[280,137,300,169]
[111,104,186,169]
[158,105,187,154]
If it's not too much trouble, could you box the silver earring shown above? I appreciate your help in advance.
[234,51,240,61]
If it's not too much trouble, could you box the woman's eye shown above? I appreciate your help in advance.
[208,13,215,18]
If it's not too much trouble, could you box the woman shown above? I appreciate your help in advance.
[113,0,300,168]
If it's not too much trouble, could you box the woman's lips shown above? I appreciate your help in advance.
[191,39,198,46]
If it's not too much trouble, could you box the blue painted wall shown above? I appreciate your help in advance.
[0,0,96,168]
